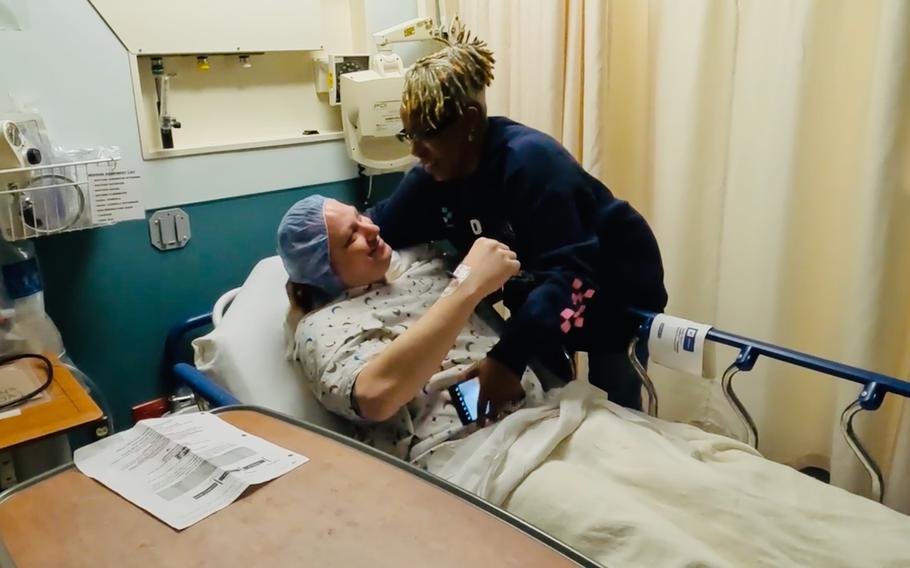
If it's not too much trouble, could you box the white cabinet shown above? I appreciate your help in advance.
[88,0,324,55]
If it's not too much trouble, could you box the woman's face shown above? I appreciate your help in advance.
[400,106,483,182]
[323,199,392,288]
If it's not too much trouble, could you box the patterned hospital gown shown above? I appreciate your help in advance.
[290,246,544,467]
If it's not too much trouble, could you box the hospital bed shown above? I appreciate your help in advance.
[167,255,910,507]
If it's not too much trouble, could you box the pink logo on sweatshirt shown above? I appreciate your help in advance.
[560,278,595,333]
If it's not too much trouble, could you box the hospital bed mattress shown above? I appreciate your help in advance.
[192,256,351,435]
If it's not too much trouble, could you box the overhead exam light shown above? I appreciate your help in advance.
[338,17,438,174]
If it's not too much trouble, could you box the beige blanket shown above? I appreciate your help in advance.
[436,383,910,567]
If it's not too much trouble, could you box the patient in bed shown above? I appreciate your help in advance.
[279,195,910,568]
[278,194,545,467]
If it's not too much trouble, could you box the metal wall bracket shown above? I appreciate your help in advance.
[149,208,191,251]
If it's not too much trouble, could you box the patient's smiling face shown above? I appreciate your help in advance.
[324,199,392,288]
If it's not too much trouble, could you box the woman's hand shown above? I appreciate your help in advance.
[459,357,525,426]
[459,238,521,299]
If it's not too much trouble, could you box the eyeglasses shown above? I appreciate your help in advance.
[396,115,457,143]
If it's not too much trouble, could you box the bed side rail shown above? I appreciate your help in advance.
[626,308,910,503]
[163,312,241,409]
[162,313,215,391]
[173,363,241,407]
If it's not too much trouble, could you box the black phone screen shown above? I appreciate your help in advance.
[449,377,481,425]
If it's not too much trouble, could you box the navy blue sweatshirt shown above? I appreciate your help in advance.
[368,117,667,375]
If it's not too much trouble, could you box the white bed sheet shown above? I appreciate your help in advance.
[437,382,910,568]
[192,256,350,434]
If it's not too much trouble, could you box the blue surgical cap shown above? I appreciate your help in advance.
[277,195,347,301]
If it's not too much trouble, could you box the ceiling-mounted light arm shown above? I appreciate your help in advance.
[372,17,437,54]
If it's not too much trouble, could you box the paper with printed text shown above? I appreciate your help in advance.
[74,412,307,529]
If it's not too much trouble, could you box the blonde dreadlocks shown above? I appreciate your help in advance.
[401,18,495,130]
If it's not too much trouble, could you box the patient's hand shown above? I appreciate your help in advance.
[461,357,525,426]
[460,238,521,299]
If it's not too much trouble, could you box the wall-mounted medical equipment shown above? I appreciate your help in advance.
[312,54,371,106]
[151,58,181,150]
[336,17,438,173]
[88,0,346,159]
[128,52,344,159]
[0,114,123,241]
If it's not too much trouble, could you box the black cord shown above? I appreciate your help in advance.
[0,353,54,412]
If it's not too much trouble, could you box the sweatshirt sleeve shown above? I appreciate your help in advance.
[366,166,446,249]
[487,144,603,375]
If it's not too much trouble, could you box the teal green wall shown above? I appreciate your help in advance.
[34,176,402,430]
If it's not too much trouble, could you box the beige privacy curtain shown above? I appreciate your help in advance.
[457,0,910,512]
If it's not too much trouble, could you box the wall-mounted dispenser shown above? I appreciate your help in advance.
[0,113,131,240]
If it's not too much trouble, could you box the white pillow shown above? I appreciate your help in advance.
[192,256,351,434]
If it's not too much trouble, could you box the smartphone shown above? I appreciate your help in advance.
[449,377,483,425]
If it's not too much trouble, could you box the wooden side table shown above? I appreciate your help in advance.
[0,356,103,487]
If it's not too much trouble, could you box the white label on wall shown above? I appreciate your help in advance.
[87,163,145,224]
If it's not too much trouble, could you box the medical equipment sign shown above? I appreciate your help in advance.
[647,314,715,378]
[74,412,308,530]
[86,162,144,224]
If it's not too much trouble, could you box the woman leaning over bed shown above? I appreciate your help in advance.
[366,20,668,417]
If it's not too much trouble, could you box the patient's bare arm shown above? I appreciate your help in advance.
[354,238,520,421]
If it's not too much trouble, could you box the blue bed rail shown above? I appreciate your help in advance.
[628,308,910,410]
[162,313,217,387]
[174,363,241,407]
[628,308,910,503]
[168,307,910,415]
[163,312,242,408]
[167,307,906,503]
